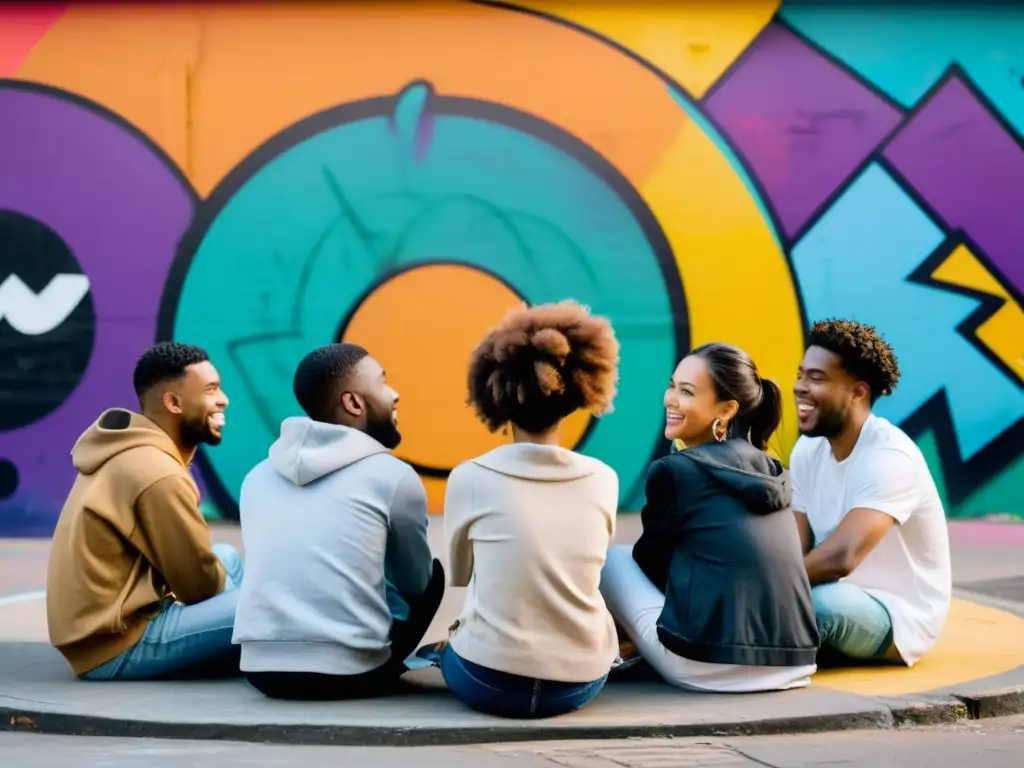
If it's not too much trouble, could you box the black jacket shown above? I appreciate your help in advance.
[632,439,819,667]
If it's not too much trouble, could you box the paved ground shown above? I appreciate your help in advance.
[3,713,1024,766]
[1,518,1024,746]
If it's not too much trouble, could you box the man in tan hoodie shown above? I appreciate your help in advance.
[46,341,242,680]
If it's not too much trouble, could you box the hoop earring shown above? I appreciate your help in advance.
[712,418,727,443]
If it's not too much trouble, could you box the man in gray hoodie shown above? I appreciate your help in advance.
[232,343,444,700]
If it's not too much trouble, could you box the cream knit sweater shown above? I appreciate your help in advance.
[444,443,619,683]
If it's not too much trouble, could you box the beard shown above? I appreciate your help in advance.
[365,408,401,450]
[800,402,847,439]
[181,414,222,447]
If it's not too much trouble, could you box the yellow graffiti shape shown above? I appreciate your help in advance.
[815,598,1024,697]
[930,244,1024,384]
[641,113,804,461]
[510,0,779,98]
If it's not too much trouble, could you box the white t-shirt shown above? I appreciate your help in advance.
[790,414,952,666]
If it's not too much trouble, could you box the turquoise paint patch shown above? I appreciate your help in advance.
[916,427,1024,518]
[173,83,677,508]
[791,163,1024,460]
[780,6,1024,137]
[668,85,783,252]
[955,452,1024,518]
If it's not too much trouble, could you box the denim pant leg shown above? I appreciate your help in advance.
[812,582,893,661]
[440,645,606,719]
[82,546,243,681]
[213,543,244,591]
[385,580,410,622]
[389,559,445,668]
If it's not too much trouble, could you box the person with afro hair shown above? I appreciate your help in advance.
[439,300,621,718]
[792,319,950,668]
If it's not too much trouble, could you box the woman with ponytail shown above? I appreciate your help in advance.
[600,343,820,692]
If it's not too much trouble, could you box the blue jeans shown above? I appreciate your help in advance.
[440,645,607,719]
[812,581,894,662]
[386,580,410,623]
[82,543,244,681]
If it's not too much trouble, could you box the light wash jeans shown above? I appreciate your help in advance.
[82,543,244,681]
[812,581,894,661]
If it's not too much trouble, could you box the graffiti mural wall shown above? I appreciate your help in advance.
[1,2,1021,535]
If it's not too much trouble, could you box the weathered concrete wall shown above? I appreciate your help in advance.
[1,2,1021,534]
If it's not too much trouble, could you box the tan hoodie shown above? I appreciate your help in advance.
[46,408,227,675]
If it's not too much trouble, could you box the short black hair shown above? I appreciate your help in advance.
[293,343,370,421]
[133,341,210,399]
[807,319,901,403]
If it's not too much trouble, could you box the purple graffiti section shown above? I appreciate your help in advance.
[704,23,903,238]
[884,76,1024,296]
[0,85,195,536]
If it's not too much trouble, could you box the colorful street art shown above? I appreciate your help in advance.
[0,2,1021,535]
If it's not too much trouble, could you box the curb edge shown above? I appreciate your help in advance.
[3,687,1022,746]
[1,706,892,747]
[952,686,1024,720]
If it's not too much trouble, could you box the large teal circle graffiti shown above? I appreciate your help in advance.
[167,82,685,514]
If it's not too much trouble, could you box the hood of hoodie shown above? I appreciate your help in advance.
[471,443,600,482]
[677,438,792,514]
[72,408,184,475]
[269,416,388,486]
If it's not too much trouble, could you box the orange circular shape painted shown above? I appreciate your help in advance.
[18,3,685,196]
[341,263,592,509]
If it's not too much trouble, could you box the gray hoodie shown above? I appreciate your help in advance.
[232,417,433,675]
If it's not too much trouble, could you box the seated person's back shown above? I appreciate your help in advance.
[632,441,818,672]
[233,343,442,700]
[441,300,621,719]
[236,422,428,672]
[446,443,618,681]
[602,343,818,693]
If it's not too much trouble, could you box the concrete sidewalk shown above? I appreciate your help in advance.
[2,519,1023,746]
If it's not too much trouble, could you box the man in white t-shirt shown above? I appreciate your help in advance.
[790,319,951,667]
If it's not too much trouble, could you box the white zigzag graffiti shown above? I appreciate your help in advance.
[0,274,91,336]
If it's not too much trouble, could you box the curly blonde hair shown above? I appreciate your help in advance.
[467,300,620,433]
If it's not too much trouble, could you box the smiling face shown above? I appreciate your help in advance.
[794,345,869,438]
[169,360,229,447]
[663,355,737,448]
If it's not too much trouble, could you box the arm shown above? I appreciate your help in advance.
[794,512,814,555]
[789,440,814,555]
[134,475,226,605]
[443,466,474,588]
[804,450,921,586]
[631,460,677,589]
[384,467,434,599]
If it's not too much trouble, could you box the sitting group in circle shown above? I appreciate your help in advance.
[45,301,951,719]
